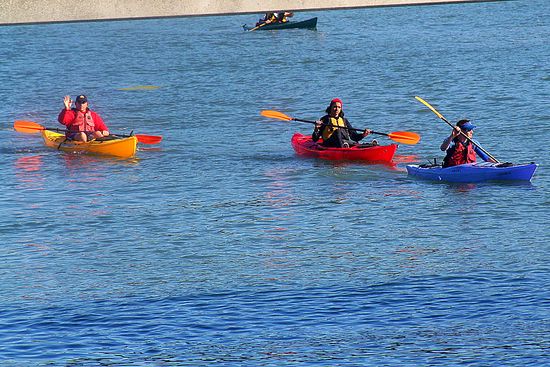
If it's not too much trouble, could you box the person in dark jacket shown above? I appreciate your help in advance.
[440,119,496,167]
[256,12,277,26]
[312,98,372,148]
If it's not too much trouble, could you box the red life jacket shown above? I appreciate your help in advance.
[443,140,477,167]
[69,109,95,132]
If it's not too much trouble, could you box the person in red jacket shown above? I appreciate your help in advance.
[58,95,109,142]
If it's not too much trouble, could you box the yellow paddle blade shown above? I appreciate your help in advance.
[260,110,293,121]
[387,131,421,145]
[13,120,45,134]
[415,96,445,120]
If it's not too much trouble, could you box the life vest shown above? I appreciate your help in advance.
[443,140,477,167]
[70,109,95,132]
[322,116,347,141]
[276,13,288,22]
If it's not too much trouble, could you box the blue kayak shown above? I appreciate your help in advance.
[406,162,538,183]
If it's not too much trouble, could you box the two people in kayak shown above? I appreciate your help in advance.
[312,98,375,148]
[58,95,110,142]
[440,119,497,167]
[256,11,293,26]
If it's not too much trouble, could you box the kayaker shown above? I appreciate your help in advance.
[276,11,293,23]
[58,95,109,142]
[440,119,496,167]
[256,11,292,26]
[256,12,277,26]
[312,98,373,148]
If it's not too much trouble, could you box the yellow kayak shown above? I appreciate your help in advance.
[41,130,137,158]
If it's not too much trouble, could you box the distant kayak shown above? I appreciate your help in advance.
[291,133,397,163]
[243,17,317,31]
[41,130,137,158]
[406,162,538,183]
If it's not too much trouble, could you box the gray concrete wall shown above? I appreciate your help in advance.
[0,0,501,25]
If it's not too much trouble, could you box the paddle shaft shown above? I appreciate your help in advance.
[415,96,499,163]
[53,127,143,140]
[248,20,272,31]
[293,117,389,137]
[29,126,133,138]
[15,123,160,144]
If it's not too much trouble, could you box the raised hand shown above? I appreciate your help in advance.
[63,95,72,110]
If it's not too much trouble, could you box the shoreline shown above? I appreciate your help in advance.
[1,0,503,26]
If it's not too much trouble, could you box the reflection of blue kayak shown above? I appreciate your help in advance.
[243,17,317,31]
[406,162,538,183]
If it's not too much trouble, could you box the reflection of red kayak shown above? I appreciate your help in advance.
[291,133,397,163]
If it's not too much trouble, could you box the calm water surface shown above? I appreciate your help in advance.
[1,1,548,366]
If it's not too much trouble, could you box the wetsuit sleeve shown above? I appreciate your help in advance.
[346,119,364,142]
[474,144,491,162]
[312,116,326,142]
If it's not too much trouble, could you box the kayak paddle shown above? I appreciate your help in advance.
[260,109,421,145]
[14,120,162,145]
[414,96,499,163]
[247,20,272,32]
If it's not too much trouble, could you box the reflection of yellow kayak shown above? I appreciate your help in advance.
[41,130,137,158]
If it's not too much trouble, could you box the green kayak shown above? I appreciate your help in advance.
[243,17,317,31]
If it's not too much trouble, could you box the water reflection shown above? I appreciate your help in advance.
[443,181,536,193]
[15,154,44,191]
[62,152,138,167]
[395,245,440,269]
[311,158,399,170]
[262,167,296,209]
[15,154,43,172]
[393,153,420,165]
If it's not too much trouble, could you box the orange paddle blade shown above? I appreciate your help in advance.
[135,134,162,144]
[387,131,421,145]
[260,110,293,121]
[13,120,45,134]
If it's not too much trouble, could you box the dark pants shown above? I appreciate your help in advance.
[321,129,357,148]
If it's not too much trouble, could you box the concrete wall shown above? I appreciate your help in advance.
[0,0,500,25]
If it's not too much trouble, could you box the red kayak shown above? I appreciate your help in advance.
[291,133,397,163]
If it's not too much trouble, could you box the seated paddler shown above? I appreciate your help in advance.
[440,119,497,167]
[256,12,277,26]
[58,95,110,142]
[312,98,372,148]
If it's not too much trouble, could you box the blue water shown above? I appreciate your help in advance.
[1,1,549,366]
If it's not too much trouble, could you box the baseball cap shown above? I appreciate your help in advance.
[75,95,88,104]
